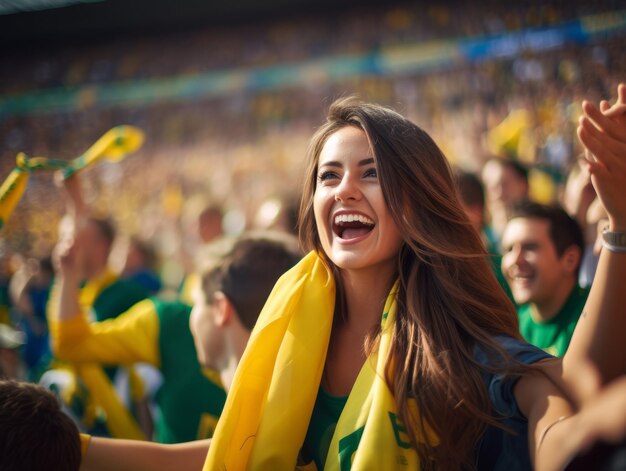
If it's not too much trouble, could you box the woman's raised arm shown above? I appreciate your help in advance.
[563,83,626,400]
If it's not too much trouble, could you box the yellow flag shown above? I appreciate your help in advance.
[0,165,28,229]
[0,126,145,229]
[63,125,144,179]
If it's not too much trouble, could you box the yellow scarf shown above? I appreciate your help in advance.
[204,251,425,470]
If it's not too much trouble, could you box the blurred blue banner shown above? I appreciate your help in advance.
[1,9,625,117]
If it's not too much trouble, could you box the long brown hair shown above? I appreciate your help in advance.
[299,97,524,469]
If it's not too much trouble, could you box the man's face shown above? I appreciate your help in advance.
[482,161,528,208]
[189,288,225,370]
[501,217,570,306]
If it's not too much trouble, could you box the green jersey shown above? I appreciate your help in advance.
[518,285,589,357]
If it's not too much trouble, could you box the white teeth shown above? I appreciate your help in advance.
[334,214,375,225]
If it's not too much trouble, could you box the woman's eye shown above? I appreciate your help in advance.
[363,168,378,178]
[318,171,338,182]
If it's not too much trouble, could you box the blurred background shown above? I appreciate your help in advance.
[1,0,625,290]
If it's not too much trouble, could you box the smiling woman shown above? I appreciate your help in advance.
[205,91,626,471]
[77,86,626,471]
[295,97,528,469]
[313,126,403,279]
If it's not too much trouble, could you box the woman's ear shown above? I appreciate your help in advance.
[212,291,235,326]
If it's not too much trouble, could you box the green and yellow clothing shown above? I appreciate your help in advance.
[79,268,148,323]
[178,272,199,306]
[301,388,348,469]
[517,285,589,357]
[50,297,227,443]
[48,268,149,439]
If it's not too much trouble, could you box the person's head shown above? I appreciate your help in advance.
[198,205,224,243]
[501,201,584,310]
[298,97,520,468]
[122,235,159,275]
[189,232,301,371]
[78,216,116,278]
[454,169,486,234]
[481,157,529,208]
[0,380,81,471]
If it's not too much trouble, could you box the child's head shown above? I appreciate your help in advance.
[0,380,81,471]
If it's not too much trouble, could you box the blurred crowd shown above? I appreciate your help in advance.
[0,0,624,384]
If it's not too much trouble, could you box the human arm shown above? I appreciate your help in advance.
[520,84,626,469]
[49,236,159,366]
[563,83,626,396]
[59,172,88,222]
[81,436,210,471]
[518,368,626,471]
[514,364,575,471]
[48,295,160,366]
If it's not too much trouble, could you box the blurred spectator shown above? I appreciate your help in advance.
[0,323,25,379]
[252,195,300,235]
[560,159,600,287]
[9,255,54,381]
[0,246,15,326]
[454,169,514,303]
[0,0,624,281]
[41,173,150,439]
[197,205,224,244]
[481,157,530,244]
[501,201,587,356]
[178,203,225,305]
[120,235,162,295]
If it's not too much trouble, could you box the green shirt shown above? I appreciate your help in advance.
[153,299,227,442]
[517,285,589,357]
[52,297,227,443]
[93,278,150,322]
[93,278,149,381]
[302,387,348,469]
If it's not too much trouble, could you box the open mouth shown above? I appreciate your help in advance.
[510,271,535,286]
[333,213,375,240]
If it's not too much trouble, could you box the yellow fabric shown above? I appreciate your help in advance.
[0,166,28,229]
[76,364,145,440]
[487,108,531,158]
[62,125,144,179]
[0,153,64,228]
[49,298,160,367]
[179,272,199,306]
[78,268,118,314]
[0,125,143,228]
[79,433,92,457]
[204,251,427,470]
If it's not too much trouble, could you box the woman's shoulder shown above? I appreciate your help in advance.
[475,335,554,368]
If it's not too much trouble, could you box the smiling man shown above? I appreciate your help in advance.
[501,201,588,357]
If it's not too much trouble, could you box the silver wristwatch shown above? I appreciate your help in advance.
[602,229,626,252]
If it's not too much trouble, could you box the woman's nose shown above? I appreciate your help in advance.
[334,174,361,202]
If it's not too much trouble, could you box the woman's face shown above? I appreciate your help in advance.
[313,126,403,275]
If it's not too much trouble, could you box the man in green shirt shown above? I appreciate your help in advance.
[501,201,588,357]
[42,174,150,440]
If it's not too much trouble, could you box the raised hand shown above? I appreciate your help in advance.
[577,83,626,232]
